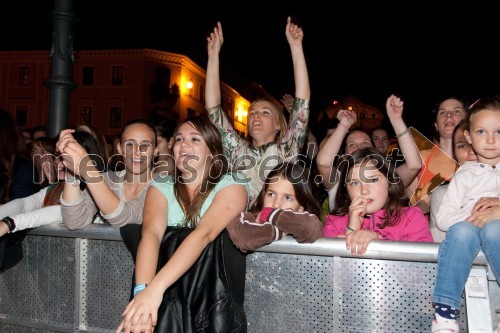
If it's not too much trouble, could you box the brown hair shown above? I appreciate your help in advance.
[332,147,408,228]
[173,116,228,227]
[251,161,320,216]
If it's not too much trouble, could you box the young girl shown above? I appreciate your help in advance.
[316,94,421,211]
[323,147,433,256]
[58,119,156,229]
[429,120,477,242]
[227,161,323,253]
[205,17,310,207]
[116,116,247,332]
[432,95,500,332]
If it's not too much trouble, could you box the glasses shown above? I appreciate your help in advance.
[437,109,465,118]
[124,140,153,153]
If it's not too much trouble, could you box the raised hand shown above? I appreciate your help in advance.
[337,109,357,128]
[207,21,223,57]
[281,93,294,113]
[386,94,404,120]
[285,16,303,48]
[56,129,91,179]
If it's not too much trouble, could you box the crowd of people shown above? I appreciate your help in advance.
[0,16,499,333]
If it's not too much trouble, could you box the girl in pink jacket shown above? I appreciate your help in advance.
[323,147,433,256]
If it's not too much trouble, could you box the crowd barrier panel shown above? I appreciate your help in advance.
[0,222,498,333]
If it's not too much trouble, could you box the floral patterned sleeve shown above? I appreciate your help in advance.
[279,97,309,159]
[207,105,247,164]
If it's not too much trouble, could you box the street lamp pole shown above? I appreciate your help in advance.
[45,0,77,138]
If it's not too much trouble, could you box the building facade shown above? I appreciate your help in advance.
[0,49,252,140]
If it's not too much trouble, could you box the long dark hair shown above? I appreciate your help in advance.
[252,161,321,216]
[173,116,228,227]
[73,130,107,173]
[332,147,408,228]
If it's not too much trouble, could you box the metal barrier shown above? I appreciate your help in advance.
[0,222,498,333]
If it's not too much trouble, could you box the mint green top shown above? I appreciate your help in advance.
[151,173,247,227]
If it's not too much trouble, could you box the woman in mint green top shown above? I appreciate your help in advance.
[152,173,244,227]
[117,116,248,332]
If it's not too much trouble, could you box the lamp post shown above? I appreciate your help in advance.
[44,0,77,138]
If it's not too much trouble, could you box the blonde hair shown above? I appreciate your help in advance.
[246,98,288,144]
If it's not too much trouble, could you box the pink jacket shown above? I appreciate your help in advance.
[323,207,434,242]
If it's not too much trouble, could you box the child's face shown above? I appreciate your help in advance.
[346,162,389,214]
[453,128,477,165]
[263,175,303,211]
[465,110,500,165]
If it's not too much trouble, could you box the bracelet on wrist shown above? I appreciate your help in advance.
[2,216,16,233]
[133,283,147,297]
[65,174,81,187]
[395,128,410,139]
[339,122,350,133]
[346,226,357,233]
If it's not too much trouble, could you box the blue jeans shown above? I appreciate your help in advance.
[433,220,500,309]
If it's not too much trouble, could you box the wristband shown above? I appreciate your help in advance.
[395,128,410,139]
[65,174,81,187]
[133,283,147,297]
[2,216,16,233]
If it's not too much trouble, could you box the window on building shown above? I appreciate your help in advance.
[18,67,29,86]
[112,66,124,85]
[80,106,92,124]
[16,106,28,127]
[109,107,122,129]
[82,67,94,86]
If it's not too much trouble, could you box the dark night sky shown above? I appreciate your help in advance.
[2,1,499,139]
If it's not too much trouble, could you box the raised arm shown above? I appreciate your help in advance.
[286,16,309,101]
[386,95,422,187]
[316,110,356,189]
[205,22,245,162]
[117,183,247,332]
[57,129,120,226]
[205,21,223,110]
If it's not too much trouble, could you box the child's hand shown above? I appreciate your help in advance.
[471,197,500,213]
[466,206,500,227]
[345,230,378,256]
[348,196,367,229]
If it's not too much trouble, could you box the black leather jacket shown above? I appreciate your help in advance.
[155,227,247,333]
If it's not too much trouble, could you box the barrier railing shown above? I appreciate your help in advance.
[0,222,498,332]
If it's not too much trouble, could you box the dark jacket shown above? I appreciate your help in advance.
[154,227,247,333]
